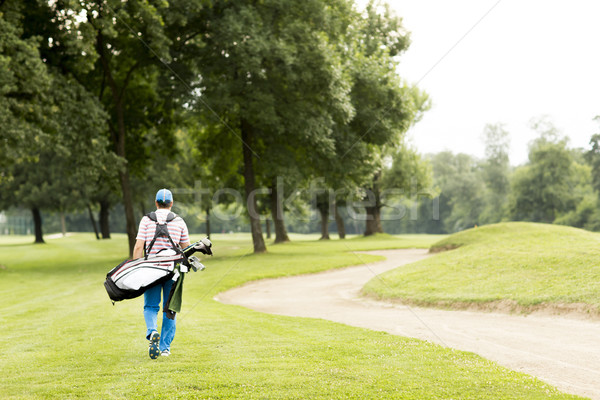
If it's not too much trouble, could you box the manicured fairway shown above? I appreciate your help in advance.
[0,232,582,399]
[363,222,600,314]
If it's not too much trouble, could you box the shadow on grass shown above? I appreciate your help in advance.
[0,240,40,248]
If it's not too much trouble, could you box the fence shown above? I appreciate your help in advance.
[0,212,33,235]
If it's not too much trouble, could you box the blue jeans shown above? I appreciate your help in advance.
[144,279,176,351]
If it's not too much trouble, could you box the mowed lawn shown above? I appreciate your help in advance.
[0,232,582,399]
[364,222,600,313]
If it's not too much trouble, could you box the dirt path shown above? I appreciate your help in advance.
[216,249,600,399]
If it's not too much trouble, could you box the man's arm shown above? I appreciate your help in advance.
[179,219,190,250]
[133,216,148,259]
[133,239,145,259]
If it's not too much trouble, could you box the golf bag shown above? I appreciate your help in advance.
[104,248,184,302]
[103,211,212,303]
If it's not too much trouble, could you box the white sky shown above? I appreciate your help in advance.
[374,0,600,165]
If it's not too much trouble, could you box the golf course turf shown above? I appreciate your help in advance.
[363,222,600,315]
[0,231,583,399]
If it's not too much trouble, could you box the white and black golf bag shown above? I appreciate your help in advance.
[103,211,212,303]
[104,249,184,302]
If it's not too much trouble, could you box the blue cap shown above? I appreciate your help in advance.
[156,188,173,203]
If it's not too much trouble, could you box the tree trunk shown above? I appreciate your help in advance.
[270,180,290,243]
[318,206,330,240]
[364,206,383,236]
[205,207,211,239]
[116,125,137,257]
[88,205,100,240]
[241,119,266,253]
[334,202,346,239]
[273,216,289,243]
[99,200,111,239]
[60,212,67,237]
[97,31,137,256]
[364,171,384,236]
[31,207,44,244]
[265,217,271,239]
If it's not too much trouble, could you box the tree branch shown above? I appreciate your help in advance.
[181,30,203,46]
[99,68,106,100]
[68,70,87,89]
[117,61,141,102]
[107,122,119,152]
[95,30,119,104]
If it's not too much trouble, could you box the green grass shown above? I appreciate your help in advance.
[363,222,600,313]
[0,232,581,399]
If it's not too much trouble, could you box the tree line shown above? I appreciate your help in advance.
[3,1,599,255]
[386,118,600,235]
[6,114,600,241]
[0,0,430,255]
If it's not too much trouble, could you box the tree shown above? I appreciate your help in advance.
[0,1,52,242]
[585,118,600,194]
[479,123,510,224]
[358,86,429,236]
[425,152,486,233]
[267,175,294,243]
[318,1,429,237]
[552,126,600,231]
[27,0,207,255]
[379,143,431,223]
[0,1,51,183]
[314,187,333,240]
[187,115,247,239]
[87,1,173,255]
[1,1,119,242]
[93,180,121,239]
[553,158,598,230]
[510,120,576,223]
[192,0,356,253]
[5,71,117,243]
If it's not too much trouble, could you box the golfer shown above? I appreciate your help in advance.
[133,188,190,359]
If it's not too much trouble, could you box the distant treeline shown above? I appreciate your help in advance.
[1,0,432,254]
[5,118,600,237]
[389,119,600,234]
[3,0,599,250]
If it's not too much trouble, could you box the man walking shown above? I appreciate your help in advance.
[133,188,190,359]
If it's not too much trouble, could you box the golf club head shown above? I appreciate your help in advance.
[188,256,206,272]
[197,238,213,255]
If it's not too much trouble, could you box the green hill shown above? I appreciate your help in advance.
[363,222,600,315]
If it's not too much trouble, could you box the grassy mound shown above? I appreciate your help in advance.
[363,222,600,314]
[0,233,580,399]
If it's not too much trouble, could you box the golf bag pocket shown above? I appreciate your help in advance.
[104,250,183,302]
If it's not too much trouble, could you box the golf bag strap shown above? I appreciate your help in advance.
[144,212,180,259]
[164,280,178,320]
[146,212,176,223]
[164,271,186,320]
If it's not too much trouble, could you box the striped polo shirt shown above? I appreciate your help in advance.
[136,209,190,255]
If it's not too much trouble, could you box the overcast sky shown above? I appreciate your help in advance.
[372,0,600,165]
